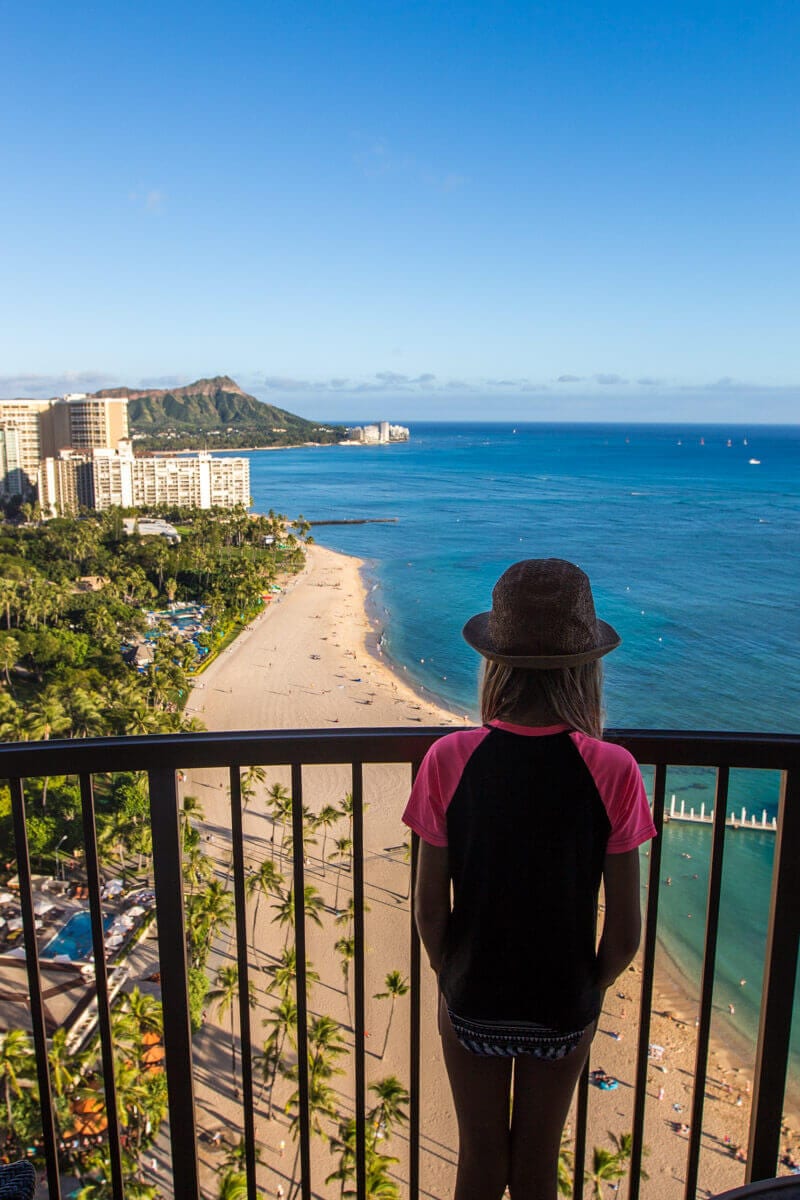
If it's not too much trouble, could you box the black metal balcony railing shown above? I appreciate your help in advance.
[1,728,799,1200]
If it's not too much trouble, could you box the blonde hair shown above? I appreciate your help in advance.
[479,658,605,738]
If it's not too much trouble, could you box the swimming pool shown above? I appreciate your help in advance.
[41,911,112,961]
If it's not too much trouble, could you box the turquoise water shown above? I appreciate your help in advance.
[235,422,800,1068]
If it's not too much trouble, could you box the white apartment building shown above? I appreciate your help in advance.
[92,447,250,512]
[346,421,410,444]
[38,451,94,517]
[39,446,250,516]
[0,400,53,495]
[0,428,25,497]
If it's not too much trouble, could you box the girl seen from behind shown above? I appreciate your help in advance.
[403,559,656,1200]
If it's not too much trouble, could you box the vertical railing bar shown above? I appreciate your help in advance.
[229,765,258,1199]
[351,763,367,1200]
[8,777,62,1200]
[684,766,729,1200]
[747,766,800,1181]
[148,767,200,1199]
[572,1061,589,1199]
[409,760,422,1200]
[79,773,125,1199]
[628,761,667,1200]
[291,761,312,1200]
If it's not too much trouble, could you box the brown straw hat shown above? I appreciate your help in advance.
[462,558,621,669]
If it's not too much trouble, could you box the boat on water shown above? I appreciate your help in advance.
[749,458,761,465]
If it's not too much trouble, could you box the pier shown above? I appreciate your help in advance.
[665,794,776,832]
[309,518,399,526]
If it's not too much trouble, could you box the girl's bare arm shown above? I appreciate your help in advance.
[413,840,450,974]
[596,847,642,989]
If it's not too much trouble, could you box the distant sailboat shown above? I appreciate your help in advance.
[748,458,761,465]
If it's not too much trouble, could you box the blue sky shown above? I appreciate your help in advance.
[2,0,798,421]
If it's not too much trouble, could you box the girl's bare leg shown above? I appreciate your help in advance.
[508,1024,594,1200]
[439,994,513,1200]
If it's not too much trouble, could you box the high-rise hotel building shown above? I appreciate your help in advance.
[0,391,249,515]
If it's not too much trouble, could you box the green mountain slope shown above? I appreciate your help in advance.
[94,375,344,449]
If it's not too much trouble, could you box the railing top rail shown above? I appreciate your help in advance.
[0,727,798,776]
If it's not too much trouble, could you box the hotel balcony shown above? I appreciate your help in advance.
[0,727,798,1200]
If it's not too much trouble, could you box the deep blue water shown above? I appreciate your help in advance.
[233,422,800,1067]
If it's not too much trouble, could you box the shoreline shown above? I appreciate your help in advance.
[183,542,796,1198]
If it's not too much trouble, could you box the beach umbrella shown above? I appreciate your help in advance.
[105,934,124,949]
[105,878,124,895]
[0,891,15,904]
[6,917,23,931]
[73,1114,109,1136]
[126,905,145,917]
[142,1044,165,1065]
[142,1030,161,1046]
[73,1094,104,1115]
[33,898,54,916]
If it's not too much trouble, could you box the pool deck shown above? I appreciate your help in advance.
[0,879,160,1041]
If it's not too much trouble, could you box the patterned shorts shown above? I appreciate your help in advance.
[446,1008,588,1059]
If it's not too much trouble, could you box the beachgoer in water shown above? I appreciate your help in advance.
[404,559,656,1200]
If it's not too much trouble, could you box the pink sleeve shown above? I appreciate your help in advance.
[571,733,657,854]
[402,728,490,848]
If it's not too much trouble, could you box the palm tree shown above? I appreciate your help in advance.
[180,793,205,836]
[329,836,353,911]
[0,633,20,689]
[339,791,355,841]
[281,804,319,863]
[585,1146,625,1199]
[246,859,284,957]
[183,841,213,895]
[558,1131,574,1197]
[66,687,106,738]
[368,1076,409,1147]
[608,1131,648,1184]
[265,946,320,1001]
[260,994,297,1118]
[372,971,409,1059]
[267,782,292,860]
[313,804,341,875]
[334,895,370,937]
[24,687,70,807]
[120,986,164,1050]
[286,1073,339,1198]
[271,884,325,948]
[335,935,355,1025]
[327,1119,401,1200]
[208,965,255,1099]
[241,763,267,810]
[307,1014,347,1083]
[47,1026,78,1100]
[199,880,236,955]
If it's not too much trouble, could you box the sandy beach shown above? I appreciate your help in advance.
[176,543,790,1200]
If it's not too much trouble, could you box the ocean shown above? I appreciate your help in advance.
[237,421,800,1071]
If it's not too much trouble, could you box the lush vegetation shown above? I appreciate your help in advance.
[96,375,347,451]
[0,505,309,747]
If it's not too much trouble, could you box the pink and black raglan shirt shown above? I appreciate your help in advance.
[403,721,656,1036]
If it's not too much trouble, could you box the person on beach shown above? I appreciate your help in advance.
[403,559,656,1200]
